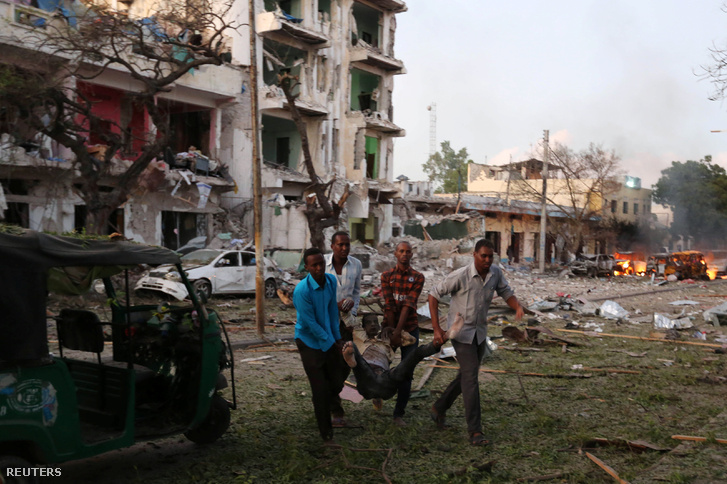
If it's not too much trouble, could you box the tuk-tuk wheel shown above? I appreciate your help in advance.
[184,394,231,444]
[0,455,39,484]
[193,279,212,300]
[265,279,277,299]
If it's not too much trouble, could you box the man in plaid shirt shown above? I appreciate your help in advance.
[380,241,425,427]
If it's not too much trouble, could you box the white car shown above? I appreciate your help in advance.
[135,249,280,300]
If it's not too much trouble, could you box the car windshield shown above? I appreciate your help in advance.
[181,249,220,265]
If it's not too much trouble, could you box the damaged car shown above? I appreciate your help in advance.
[136,249,280,300]
[667,250,708,280]
[569,253,614,278]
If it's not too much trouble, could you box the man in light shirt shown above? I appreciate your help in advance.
[428,238,524,446]
[324,231,362,341]
[324,231,362,427]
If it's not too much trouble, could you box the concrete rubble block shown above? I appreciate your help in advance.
[372,255,395,273]
[703,301,727,326]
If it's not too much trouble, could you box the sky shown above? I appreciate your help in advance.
[391,0,727,188]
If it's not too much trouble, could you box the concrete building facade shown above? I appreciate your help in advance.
[0,0,406,251]
[255,0,406,249]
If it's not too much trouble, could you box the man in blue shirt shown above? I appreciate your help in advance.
[294,247,345,443]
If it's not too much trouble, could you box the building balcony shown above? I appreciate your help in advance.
[260,85,328,116]
[364,112,405,136]
[350,41,405,72]
[256,11,329,47]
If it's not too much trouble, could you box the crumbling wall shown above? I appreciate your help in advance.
[264,202,308,249]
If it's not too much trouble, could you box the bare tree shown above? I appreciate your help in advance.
[510,143,622,257]
[0,0,240,233]
[278,73,349,251]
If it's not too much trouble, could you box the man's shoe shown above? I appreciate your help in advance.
[401,331,416,346]
[393,417,407,427]
[430,405,450,430]
[372,398,383,411]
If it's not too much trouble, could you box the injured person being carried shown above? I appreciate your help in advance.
[342,312,464,401]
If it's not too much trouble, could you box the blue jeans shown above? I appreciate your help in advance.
[393,327,419,419]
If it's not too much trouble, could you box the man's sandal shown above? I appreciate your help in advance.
[469,432,492,446]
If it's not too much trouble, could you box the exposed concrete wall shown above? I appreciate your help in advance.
[264,203,308,249]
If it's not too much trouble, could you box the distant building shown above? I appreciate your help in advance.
[601,176,653,224]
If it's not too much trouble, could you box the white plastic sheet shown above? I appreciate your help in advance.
[598,300,629,319]
[653,313,693,330]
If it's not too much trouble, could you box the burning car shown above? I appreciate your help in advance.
[613,251,647,276]
[136,249,280,300]
[663,251,708,280]
[646,253,672,277]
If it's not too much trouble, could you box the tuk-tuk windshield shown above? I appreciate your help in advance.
[0,229,181,363]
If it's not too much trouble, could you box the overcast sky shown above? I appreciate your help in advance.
[391,0,727,187]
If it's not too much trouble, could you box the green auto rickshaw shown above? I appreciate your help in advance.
[0,229,236,482]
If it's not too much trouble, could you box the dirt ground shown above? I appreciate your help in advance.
[49,267,727,483]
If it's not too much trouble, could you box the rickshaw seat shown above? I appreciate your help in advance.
[58,309,105,355]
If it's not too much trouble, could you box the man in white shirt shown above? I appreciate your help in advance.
[324,231,362,427]
[324,231,362,340]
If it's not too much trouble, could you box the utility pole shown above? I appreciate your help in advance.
[538,130,549,273]
[249,0,265,335]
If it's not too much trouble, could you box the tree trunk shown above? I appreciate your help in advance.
[279,73,344,251]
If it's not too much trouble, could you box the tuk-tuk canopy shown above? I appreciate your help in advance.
[0,229,181,364]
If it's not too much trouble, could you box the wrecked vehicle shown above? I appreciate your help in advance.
[569,254,614,278]
[0,229,235,475]
[136,249,280,300]
[613,251,647,275]
[667,250,708,280]
[646,253,672,277]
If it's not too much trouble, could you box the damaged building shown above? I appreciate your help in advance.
[255,0,406,249]
[0,0,407,251]
[394,159,656,264]
[0,0,252,247]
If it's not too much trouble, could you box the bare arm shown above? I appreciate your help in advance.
[506,295,524,321]
[428,294,445,346]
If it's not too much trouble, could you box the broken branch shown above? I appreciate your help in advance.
[555,329,724,348]
[585,452,630,484]
[427,364,593,379]
[671,435,727,445]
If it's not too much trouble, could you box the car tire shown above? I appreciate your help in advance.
[0,455,39,484]
[193,279,212,300]
[184,394,231,444]
[264,279,277,299]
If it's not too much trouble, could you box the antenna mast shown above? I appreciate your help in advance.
[427,103,437,156]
